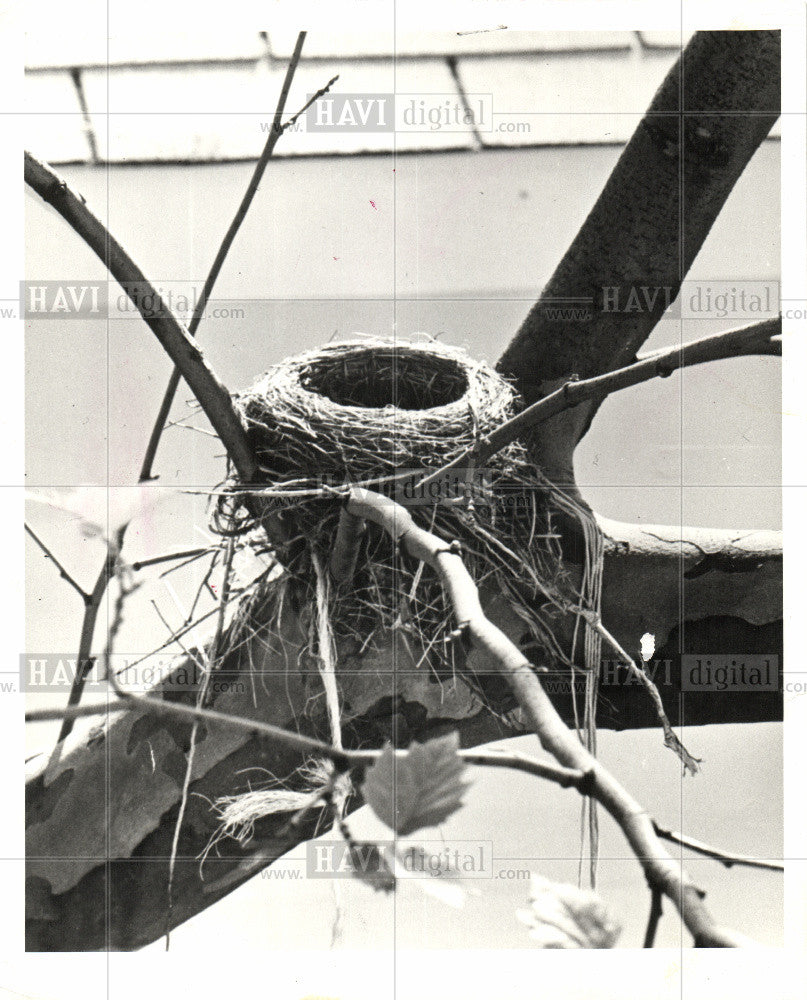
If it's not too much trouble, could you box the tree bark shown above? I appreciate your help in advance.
[25,520,781,950]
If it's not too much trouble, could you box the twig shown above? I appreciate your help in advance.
[120,575,259,672]
[281,75,340,133]
[26,699,585,788]
[56,525,125,743]
[583,614,701,775]
[24,150,256,482]
[138,36,338,481]
[457,750,585,788]
[329,506,366,582]
[653,823,785,872]
[159,547,217,579]
[419,318,781,490]
[25,523,89,602]
[186,549,221,624]
[643,888,663,948]
[165,535,237,947]
[132,547,212,571]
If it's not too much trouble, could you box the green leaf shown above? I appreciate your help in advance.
[361,732,469,835]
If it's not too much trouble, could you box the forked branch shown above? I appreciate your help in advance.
[419,317,781,490]
[334,487,757,947]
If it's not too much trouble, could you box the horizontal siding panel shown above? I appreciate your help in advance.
[459,50,677,115]
[82,59,473,161]
[26,29,265,69]
[483,113,643,147]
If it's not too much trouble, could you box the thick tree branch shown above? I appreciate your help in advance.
[496,30,780,483]
[24,151,257,482]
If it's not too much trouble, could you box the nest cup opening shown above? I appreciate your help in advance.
[298,347,469,411]
[222,339,602,686]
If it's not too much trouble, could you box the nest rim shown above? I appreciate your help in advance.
[296,342,472,416]
[238,338,519,467]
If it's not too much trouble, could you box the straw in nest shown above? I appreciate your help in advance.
[222,338,591,684]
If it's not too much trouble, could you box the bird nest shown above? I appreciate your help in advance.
[221,339,588,679]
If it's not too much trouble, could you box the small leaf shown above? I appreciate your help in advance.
[362,732,469,835]
[516,875,621,949]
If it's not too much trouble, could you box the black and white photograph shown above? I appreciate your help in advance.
[3,3,805,998]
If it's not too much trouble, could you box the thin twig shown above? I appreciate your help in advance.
[165,535,237,948]
[26,698,584,788]
[56,525,125,743]
[25,523,89,602]
[329,506,366,582]
[457,750,585,788]
[280,75,339,132]
[583,614,701,775]
[418,318,781,491]
[186,549,221,624]
[139,32,324,482]
[132,547,212,571]
[159,547,217,579]
[653,823,785,872]
[643,888,663,947]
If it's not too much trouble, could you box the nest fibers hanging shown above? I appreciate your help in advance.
[221,338,596,676]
